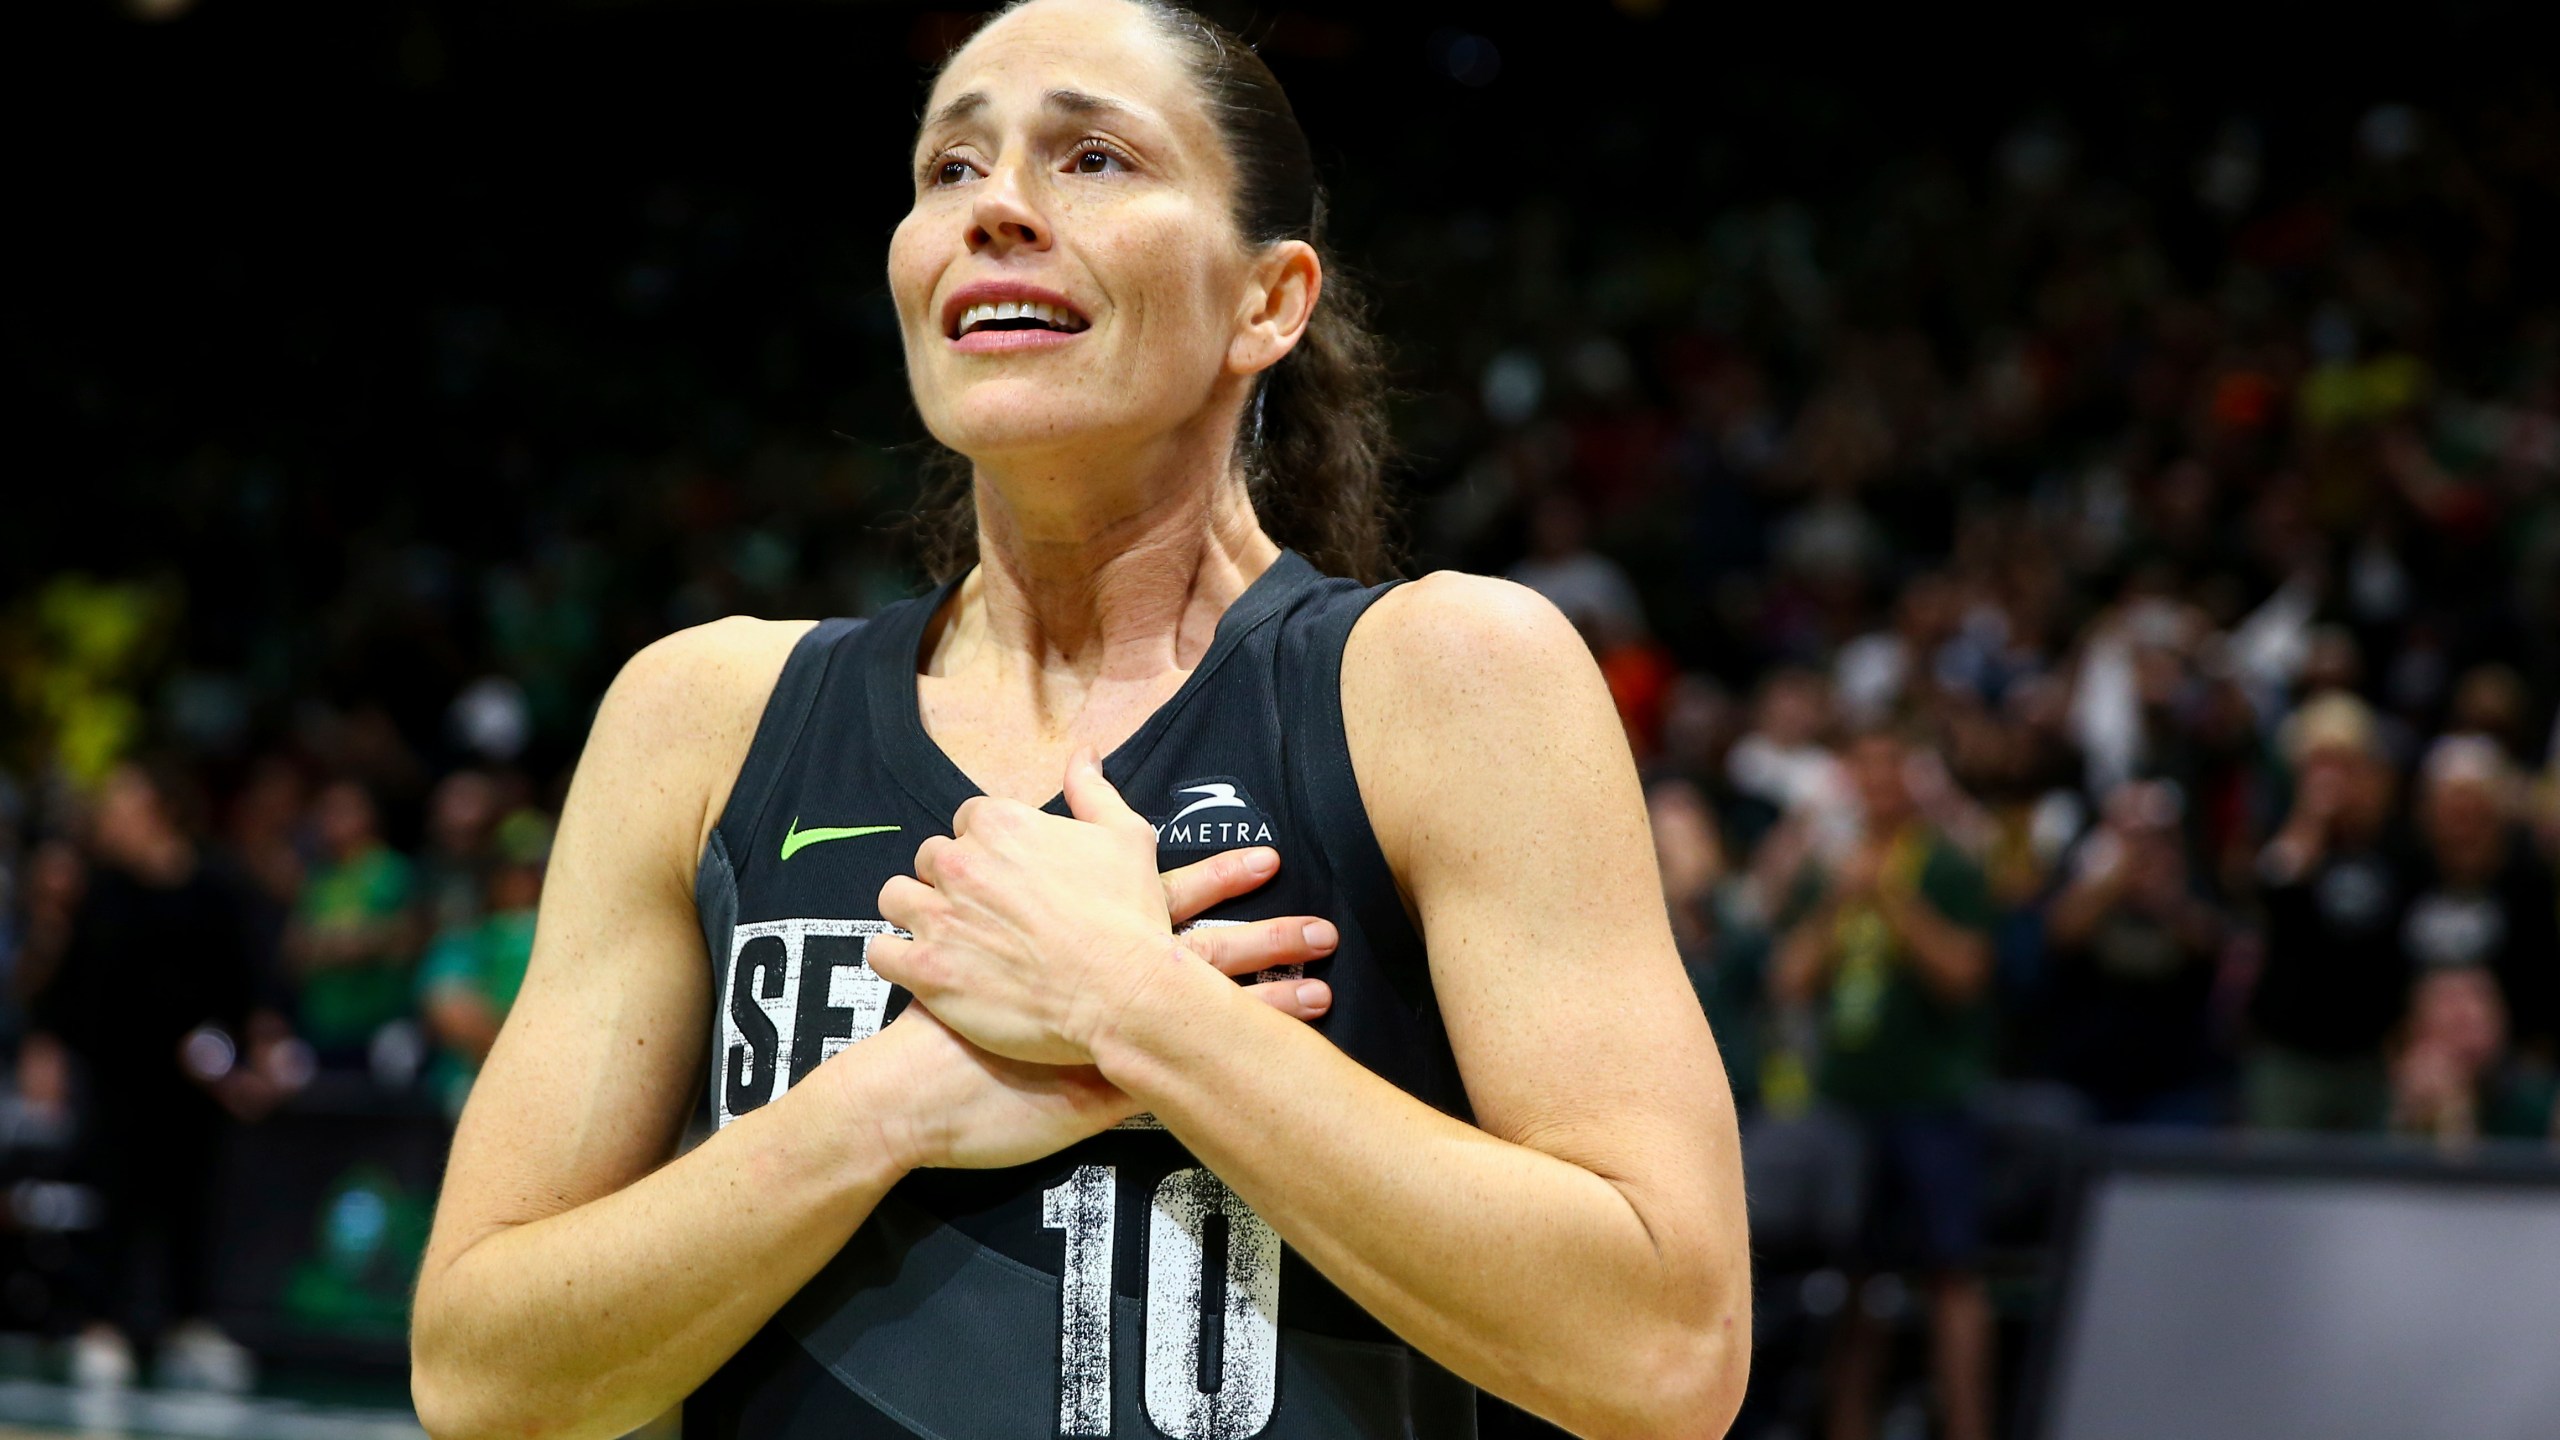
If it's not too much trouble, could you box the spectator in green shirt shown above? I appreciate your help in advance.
[286,780,416,1068]
[1773,724,1997,1440]
[2391,967,2559,1146]
[419,810,550,1117]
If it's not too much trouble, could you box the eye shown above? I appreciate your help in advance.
[1068,142,1128,176]
[925,153,977,187]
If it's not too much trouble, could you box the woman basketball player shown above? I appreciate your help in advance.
[410,2,1749,1436]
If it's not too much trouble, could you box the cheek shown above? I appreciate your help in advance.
[886,216,943,348]
[1099,219,1237,385]
[888,216,961,419]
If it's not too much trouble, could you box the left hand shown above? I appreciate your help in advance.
[869,747,1334,1065]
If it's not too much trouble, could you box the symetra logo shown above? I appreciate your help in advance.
[779,818,902,861]
[1152,778,1275,849]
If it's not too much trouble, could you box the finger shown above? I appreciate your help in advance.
[1062,745,1153,840]
[1160,846,1280,921]
[1184,915,1339,977]
[864,933,917,986]
[913,834,955,884]
[1243,976,1332,1022]
[877,873,937,931]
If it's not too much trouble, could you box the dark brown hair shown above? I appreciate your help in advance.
[911,0,1395,583]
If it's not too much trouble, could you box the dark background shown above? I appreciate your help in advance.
[17,0,2560,745]
[7,1,2560,1435]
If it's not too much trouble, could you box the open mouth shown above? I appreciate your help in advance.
[949,300,1091,340]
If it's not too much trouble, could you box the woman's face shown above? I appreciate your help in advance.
[891,0,1278,466]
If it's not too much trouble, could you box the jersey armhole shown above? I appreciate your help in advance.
[1280,582,1435,1012]
[693,619,864,936]
[716,619,864,841]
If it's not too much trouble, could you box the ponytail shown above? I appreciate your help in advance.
[1244,261,1393,583]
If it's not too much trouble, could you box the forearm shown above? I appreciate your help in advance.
[1880,891,1989,1002]
[1769,909,1835,1005]
[411,1039,912,1440]
[2044,873,2120,949]
[1097,963,1746,1439]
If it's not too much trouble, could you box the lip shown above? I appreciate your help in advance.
[953,326,1086,355]
[939,280,1092,349]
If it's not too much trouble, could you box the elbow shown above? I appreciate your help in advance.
[411,1323,622,1440]
[409,1312,540,1440]
[409,1271,481,1440]
[1633,1312,1751,1440]
[409,1351,473,1440]
[409,1318,492,1440]
[1556,1304,1749,1440]
[411,1372,566,1440]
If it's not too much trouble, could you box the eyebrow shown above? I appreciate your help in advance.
[918,88,1149,135]
[922,91,987,131]
[1044,88,1137,121]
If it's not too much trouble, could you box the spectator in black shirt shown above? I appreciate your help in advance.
[2404,736,2560,1060]
[2046,779,2228,1125]
[2245,694,2413,1132]
[20,761,273,1391]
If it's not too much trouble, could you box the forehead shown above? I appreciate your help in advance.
[925,0,1201,137]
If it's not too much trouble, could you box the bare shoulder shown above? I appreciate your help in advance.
[1338,571,1626,872]
[602,616,817,741]
[579,616,819,871]
[1345,570,1594,702]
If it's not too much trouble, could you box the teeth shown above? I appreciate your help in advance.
[955,300,1085,336]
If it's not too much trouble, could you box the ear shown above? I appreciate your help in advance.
[1227,239,1321,378]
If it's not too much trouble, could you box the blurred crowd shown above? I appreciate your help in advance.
[1466,90,2560,1440]
[6,10,2560,1433]
[0,757,555,1388]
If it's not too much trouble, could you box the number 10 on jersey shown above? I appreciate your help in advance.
[1042,1165,1282,1439]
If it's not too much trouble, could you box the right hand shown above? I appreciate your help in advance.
[859,844,1336,1171]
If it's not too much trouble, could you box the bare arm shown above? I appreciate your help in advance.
[409,617,909,1439]
[1875,884,1992,1005]
[411,620,1338,1439]
[1119,577,1750,1437]
[875,575,1751,1439]
[1770,900,1840,1007]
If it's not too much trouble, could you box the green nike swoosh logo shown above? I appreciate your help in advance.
[780,819,902,861]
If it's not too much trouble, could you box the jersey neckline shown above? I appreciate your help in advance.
[864,549,1322,823]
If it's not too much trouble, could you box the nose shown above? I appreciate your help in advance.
[967,161,1050,255]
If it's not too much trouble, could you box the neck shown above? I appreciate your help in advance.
[944,418,1281,682]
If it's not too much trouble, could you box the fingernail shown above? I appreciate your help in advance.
[1242,848,1278,876]
[1295,981,1329,1010]
[1301,920,1338,950]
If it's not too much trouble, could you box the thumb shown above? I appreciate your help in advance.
[1063,746,1151,837]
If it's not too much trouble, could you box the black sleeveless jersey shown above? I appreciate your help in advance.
[684,550,1480,1439]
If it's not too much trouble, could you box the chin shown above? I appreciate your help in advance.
[926,381,1144,460]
